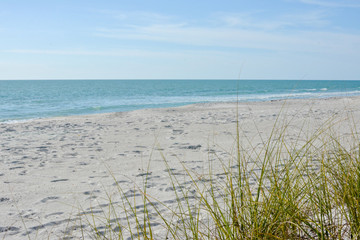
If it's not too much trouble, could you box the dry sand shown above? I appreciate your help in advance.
[1,97,359,239]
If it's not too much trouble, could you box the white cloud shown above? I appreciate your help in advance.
[2,7,359,80]
[90,8,358,59]
[281,10,330,27]
[299,0,360,7]
[219,14,291,30]
[2,48,243,61]
[95,23,360,56]
[216,10,330,30]
[3,49,180,57]
[97,10,176,25]
[92,9,355,57]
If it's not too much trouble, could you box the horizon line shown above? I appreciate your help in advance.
[0,78,359,81]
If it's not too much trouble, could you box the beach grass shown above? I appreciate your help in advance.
[71,108,360,240]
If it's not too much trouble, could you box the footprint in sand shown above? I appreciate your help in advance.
[40,196,60,203]
[50,179,69,183]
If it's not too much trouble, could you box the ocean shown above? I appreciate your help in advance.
[1,80,360,122]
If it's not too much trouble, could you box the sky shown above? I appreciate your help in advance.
[0,0,359,80]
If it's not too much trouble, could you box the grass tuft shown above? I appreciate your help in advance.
[72,107,360,240]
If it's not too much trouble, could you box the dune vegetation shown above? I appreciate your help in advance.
[67,107,360,240]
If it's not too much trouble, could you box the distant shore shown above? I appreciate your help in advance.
[1,96,360,239]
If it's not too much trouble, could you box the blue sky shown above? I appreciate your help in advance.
[1,0,359,80]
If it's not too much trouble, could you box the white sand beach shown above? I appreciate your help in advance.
[1,97,360,239]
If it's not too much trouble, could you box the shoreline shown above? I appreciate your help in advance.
[2,95,360,125]
[1,96,360,239]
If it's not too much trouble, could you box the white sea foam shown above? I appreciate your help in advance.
[1,118,39,124]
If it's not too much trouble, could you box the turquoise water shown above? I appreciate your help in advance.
[1,80,360,122]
